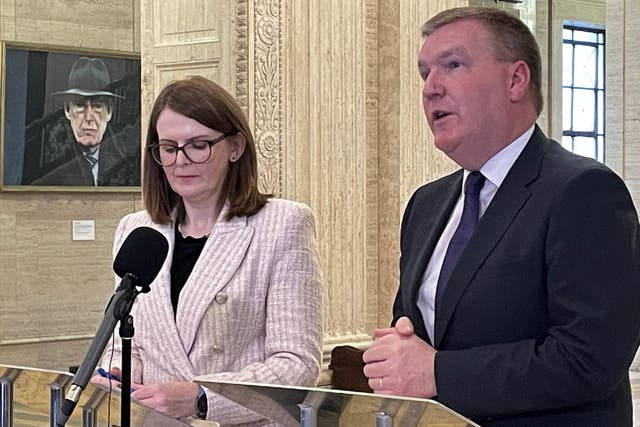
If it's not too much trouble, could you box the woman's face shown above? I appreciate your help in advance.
[155,107,241,207]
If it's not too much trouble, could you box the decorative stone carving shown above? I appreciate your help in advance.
[253,0,282,195]
[235,0,249,114]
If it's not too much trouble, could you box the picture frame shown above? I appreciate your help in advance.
[1,43,141,191]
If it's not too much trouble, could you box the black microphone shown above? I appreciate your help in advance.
[113,226,169,284]
[56,226,168,426]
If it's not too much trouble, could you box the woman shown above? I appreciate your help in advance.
[97,76,323,425]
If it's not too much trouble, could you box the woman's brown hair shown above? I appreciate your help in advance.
[143,76,269,224]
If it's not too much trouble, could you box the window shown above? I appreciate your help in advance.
[562,24,605,162]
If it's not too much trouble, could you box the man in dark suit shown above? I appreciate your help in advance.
[32,122,140,186]
[363,6,640,426]
[32,57,139,186]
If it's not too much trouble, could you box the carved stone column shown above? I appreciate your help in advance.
[607,0,640,203]
[607,0,640,377]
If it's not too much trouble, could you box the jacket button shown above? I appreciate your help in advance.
[214,292,228,304]
[212,345,224,353]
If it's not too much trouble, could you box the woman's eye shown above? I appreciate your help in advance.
[191,141,210,150]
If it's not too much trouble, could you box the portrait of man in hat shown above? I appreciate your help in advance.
[29,56,140,186]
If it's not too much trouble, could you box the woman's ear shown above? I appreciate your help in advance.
[228,134,246,162]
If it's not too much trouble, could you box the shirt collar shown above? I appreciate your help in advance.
[463,124,535,189]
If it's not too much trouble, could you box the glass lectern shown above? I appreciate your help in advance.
[196,378,480,427]
[0,364,190,427]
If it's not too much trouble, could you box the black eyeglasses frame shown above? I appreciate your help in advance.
[148,133,233,166]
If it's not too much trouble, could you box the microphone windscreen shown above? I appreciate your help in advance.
[113,226,169,286]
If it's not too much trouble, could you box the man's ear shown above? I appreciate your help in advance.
[105,108,113,123]
[229,134,246,162]
[508,60,531,104]
[64,104,71,120]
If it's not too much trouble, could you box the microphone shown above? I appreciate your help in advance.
[113,226,169,285]
[56,226,168,426]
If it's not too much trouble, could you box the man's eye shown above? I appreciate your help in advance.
[449,61,461,69]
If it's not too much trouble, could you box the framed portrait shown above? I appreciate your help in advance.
[1,44,141,190]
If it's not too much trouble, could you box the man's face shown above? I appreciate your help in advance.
[418,19,516,169]
[65,96,113,150]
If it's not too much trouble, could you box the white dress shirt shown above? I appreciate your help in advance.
[417,125,535,343]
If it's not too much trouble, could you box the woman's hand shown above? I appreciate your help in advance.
[131,381,201,418]
[90,366,123,389]
[90,367,140,393]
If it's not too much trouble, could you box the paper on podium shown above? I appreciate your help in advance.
[195,377,480,427]
[1,364,191,426]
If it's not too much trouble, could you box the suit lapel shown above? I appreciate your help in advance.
[403,172,462,343]
[133,207,254,379]
[133,221,199,379]
[175,208,254,356]
[434,127,549,347]
[70,155,94,185]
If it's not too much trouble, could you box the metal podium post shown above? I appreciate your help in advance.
[1,367,20,426]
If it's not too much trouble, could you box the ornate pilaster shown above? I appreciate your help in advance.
[253,0,283,195]
[235,0,249,114]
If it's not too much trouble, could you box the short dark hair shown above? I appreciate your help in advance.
[421,7,543,115]
[143,76,270,224]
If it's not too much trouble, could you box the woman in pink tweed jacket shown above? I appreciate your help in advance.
[96,76,323,425]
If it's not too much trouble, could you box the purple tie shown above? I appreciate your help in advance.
[435,171,486,313]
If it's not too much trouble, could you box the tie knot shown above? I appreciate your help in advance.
[464,171,485,196]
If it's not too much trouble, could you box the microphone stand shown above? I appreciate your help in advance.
[112,277,149,427]
[56,273,150,426]
[119,315,134,427]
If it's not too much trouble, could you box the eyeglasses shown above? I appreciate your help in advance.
[148,134,232,166]
[68,98,110,114]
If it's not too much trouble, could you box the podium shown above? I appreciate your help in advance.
[196,378,480,427]
[0,364,191,427]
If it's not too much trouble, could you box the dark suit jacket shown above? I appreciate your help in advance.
[31,127,140,187]
[393,126,640,426]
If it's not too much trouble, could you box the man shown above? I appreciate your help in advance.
[363,7,640,426]
[32,57,139,186]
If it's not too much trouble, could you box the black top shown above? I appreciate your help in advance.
[170,223,207,316]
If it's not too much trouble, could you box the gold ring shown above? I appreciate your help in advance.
[379,377,383,389]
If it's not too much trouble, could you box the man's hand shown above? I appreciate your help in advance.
[131,381,201,418]
[362,316,438,398]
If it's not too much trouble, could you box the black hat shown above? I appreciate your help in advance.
[52,57,123,98]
